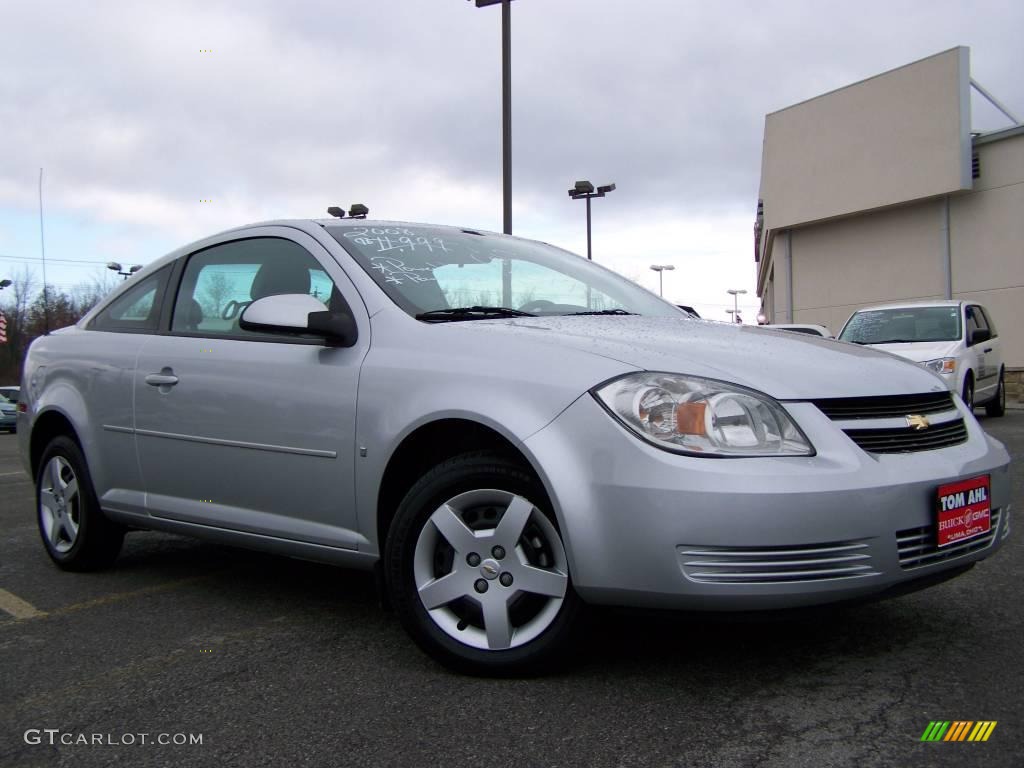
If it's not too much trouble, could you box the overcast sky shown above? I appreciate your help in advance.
[1,0,1022,321]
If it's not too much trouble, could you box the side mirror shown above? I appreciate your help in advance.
[239,293,358,347]
[969,327,991,346]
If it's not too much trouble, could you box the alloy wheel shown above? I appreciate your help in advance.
[39,456,82,554]
[413,489,569,651]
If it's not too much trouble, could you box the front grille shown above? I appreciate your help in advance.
[843,419,968,454]
[678,540,879,584]
[897,508,1001,569]
[813,392,955,420]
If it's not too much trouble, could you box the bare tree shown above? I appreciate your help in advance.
[0,266,121,383]
[71,271,120,315]
[200,272,233,317]
[512,286,536,307]
[0,266,39,383]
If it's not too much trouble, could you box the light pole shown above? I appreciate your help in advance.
[0,279,11,291]
[727,288,747,322]
[107,262,143,281]
[569,181,616,260]
[726,309,743,323]
[468,0,515,234]
[649,264,675,297]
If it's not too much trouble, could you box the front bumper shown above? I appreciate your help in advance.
[523,394,1011,610]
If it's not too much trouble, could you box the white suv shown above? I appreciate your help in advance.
[838,300,1005,416]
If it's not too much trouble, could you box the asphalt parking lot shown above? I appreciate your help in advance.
[1,414,1022,768]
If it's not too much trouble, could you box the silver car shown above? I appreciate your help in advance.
[19,219,1012,674]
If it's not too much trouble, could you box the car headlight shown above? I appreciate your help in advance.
[592,373,814,457]
[923,358,956,375]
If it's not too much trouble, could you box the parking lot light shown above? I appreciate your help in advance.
[727,288,747,322]
[570,180,616,261]
[649,264,675,297]
[107,262,143,281]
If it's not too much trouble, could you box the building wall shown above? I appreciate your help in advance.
[785,201,946,334]
[949,133,1024,369]
[764,131,1024,367]
[760,47,970,231]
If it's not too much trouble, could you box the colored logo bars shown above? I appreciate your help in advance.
[920,721,997,742]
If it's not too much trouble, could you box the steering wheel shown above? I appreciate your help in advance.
[518,299,556,314]
[221,300,252,320]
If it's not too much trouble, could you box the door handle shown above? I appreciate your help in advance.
[145,373,179,387]
[983,347,992,353]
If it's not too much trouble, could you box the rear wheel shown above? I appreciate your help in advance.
[962,374,975,411]
[37,436,124,571]
[385,451,579,676]
[985,369,1006,417]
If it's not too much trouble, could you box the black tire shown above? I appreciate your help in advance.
[962,374,974,411]
[36,435,124,571]
[384,451,580,676]
[985,369,1006,417]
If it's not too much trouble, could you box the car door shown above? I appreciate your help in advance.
[133,227,369,549]
[965,304,998,401]
[73,264,175,516]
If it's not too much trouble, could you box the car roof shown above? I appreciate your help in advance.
[124,218,511,281]
[235,218,503,236]
[853,299,964,313]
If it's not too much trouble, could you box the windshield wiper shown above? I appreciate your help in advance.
[415,306,536,323]
[565,308,636,316]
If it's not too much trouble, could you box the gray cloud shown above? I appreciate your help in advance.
[1,0,1022,286]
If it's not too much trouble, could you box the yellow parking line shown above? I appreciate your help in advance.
[0,588,47,619]
[49,574,221,618]
[0,572,226,624]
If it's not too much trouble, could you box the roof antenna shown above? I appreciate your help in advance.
[326,206,346,218]
[348,204,368,219]
[39,168,50,335]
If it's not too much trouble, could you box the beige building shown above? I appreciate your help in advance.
[755,47,1023,398]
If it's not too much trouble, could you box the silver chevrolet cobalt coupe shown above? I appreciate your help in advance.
[19,219,1011,674]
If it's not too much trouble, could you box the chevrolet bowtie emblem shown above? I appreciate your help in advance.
[906,414,930,431]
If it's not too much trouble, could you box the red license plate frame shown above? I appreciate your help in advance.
[936,475,991,548]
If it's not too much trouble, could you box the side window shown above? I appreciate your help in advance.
[171,238,337,339]
[965,305,989,344]
[978,306,997,337]
[965,306,981,338]
[89,266,171,333]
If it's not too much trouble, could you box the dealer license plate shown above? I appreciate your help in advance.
[936,475,991,548]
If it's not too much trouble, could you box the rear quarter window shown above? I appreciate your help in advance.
[88,266,171,333]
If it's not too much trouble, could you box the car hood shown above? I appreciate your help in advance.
[462,316,946,400]
[862,340,960,364]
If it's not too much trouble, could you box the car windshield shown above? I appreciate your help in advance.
[839,306,962,344]
[327,224,681,319]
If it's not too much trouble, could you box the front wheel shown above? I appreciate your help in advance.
[385,452,580,676]
[985,370,1006,417]
[962,374,975,411]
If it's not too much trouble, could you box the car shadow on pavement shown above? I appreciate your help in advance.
[102,530,963,681]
